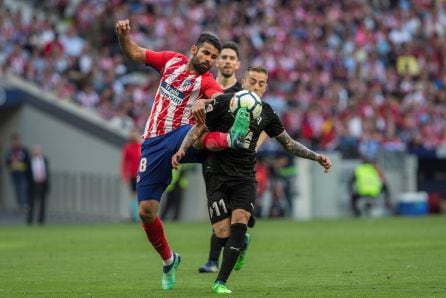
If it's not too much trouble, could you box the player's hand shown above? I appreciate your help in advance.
[172,149,186,170]
[115,19,131,36]
[192,99,207,124]
[316,154,332,173]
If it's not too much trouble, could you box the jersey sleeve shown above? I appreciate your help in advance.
[145,50,178,72]
[205,94,231,126]
[201,75,223,98]
[263,103,285,138]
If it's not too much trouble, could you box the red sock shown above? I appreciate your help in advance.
[203,132,230,151]
[141,217,172,261]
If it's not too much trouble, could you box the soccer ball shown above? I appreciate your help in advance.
[229,90,262,119]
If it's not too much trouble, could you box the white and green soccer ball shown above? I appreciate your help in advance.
[229,90,262,119]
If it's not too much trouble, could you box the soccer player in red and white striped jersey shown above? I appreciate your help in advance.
[143,48,223,138]
[116,19,249,291]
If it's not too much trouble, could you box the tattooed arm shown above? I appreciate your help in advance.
[171,124,208,169]
[275,131,332,173]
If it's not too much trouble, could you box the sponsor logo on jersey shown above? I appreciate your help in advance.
[160,81,185,105]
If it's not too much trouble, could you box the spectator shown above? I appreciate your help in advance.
[349,157,392,217]
[253,157,269,218]
[120,128,141,222]
[5,133,32,211]
[272,151,297,217]
[396,43,420,77]
[110,103,135,131]
[2,0,446,160]
[28,145,50,225]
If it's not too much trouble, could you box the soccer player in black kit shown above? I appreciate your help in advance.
[198,41,259,274]
[172,65,332,294]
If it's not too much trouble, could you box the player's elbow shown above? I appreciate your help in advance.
[120,43,146,64]
[126,50,146,64]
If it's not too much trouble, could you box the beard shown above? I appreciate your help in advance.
[191,56,210,74]
[221,69,234,78]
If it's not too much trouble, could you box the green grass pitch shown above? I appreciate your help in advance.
[1,216,445,297]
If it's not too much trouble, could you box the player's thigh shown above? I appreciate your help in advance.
[139,199,160,217]
[228,178,257,214]
[204,172,231,225]
[137,147,170,201]
[137,131,183,201]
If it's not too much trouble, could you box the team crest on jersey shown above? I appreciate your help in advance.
[256,116,262,125]
[181,78,193,89]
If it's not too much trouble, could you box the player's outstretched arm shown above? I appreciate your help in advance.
[171,124,208,169]
[115,19,146,64]
[275,131,332,173]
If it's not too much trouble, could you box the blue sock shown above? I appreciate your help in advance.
[130,199,139,221]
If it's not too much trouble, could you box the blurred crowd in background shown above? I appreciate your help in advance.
[1,0,446,217]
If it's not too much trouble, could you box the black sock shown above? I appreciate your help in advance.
[218,237,229,251]
[216,223,247,283]
[209,232,222,263]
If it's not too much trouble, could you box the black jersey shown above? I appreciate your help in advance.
[204,93,285,177]
[223,81,243,93]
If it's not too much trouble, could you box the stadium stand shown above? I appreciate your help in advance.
[1,0,445,157]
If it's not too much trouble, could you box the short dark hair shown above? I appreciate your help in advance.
[221,41,240,59]
[196,33,222,52]
[246,65,268,76]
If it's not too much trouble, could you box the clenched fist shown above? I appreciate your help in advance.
[316,154,332,173]
[115,19,131,36]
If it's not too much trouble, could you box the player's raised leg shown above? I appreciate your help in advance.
[196,107,251,152]
[229,108,250,148]
[137,129,189,290]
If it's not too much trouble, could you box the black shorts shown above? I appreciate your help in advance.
[204,172,256,225]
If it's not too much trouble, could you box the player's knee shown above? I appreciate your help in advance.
[231,209,250,224]
[213,220,231,238]
[138,201,158,222]
[214,226,231,238]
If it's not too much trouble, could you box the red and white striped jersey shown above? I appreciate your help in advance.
[143,50,222,138]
